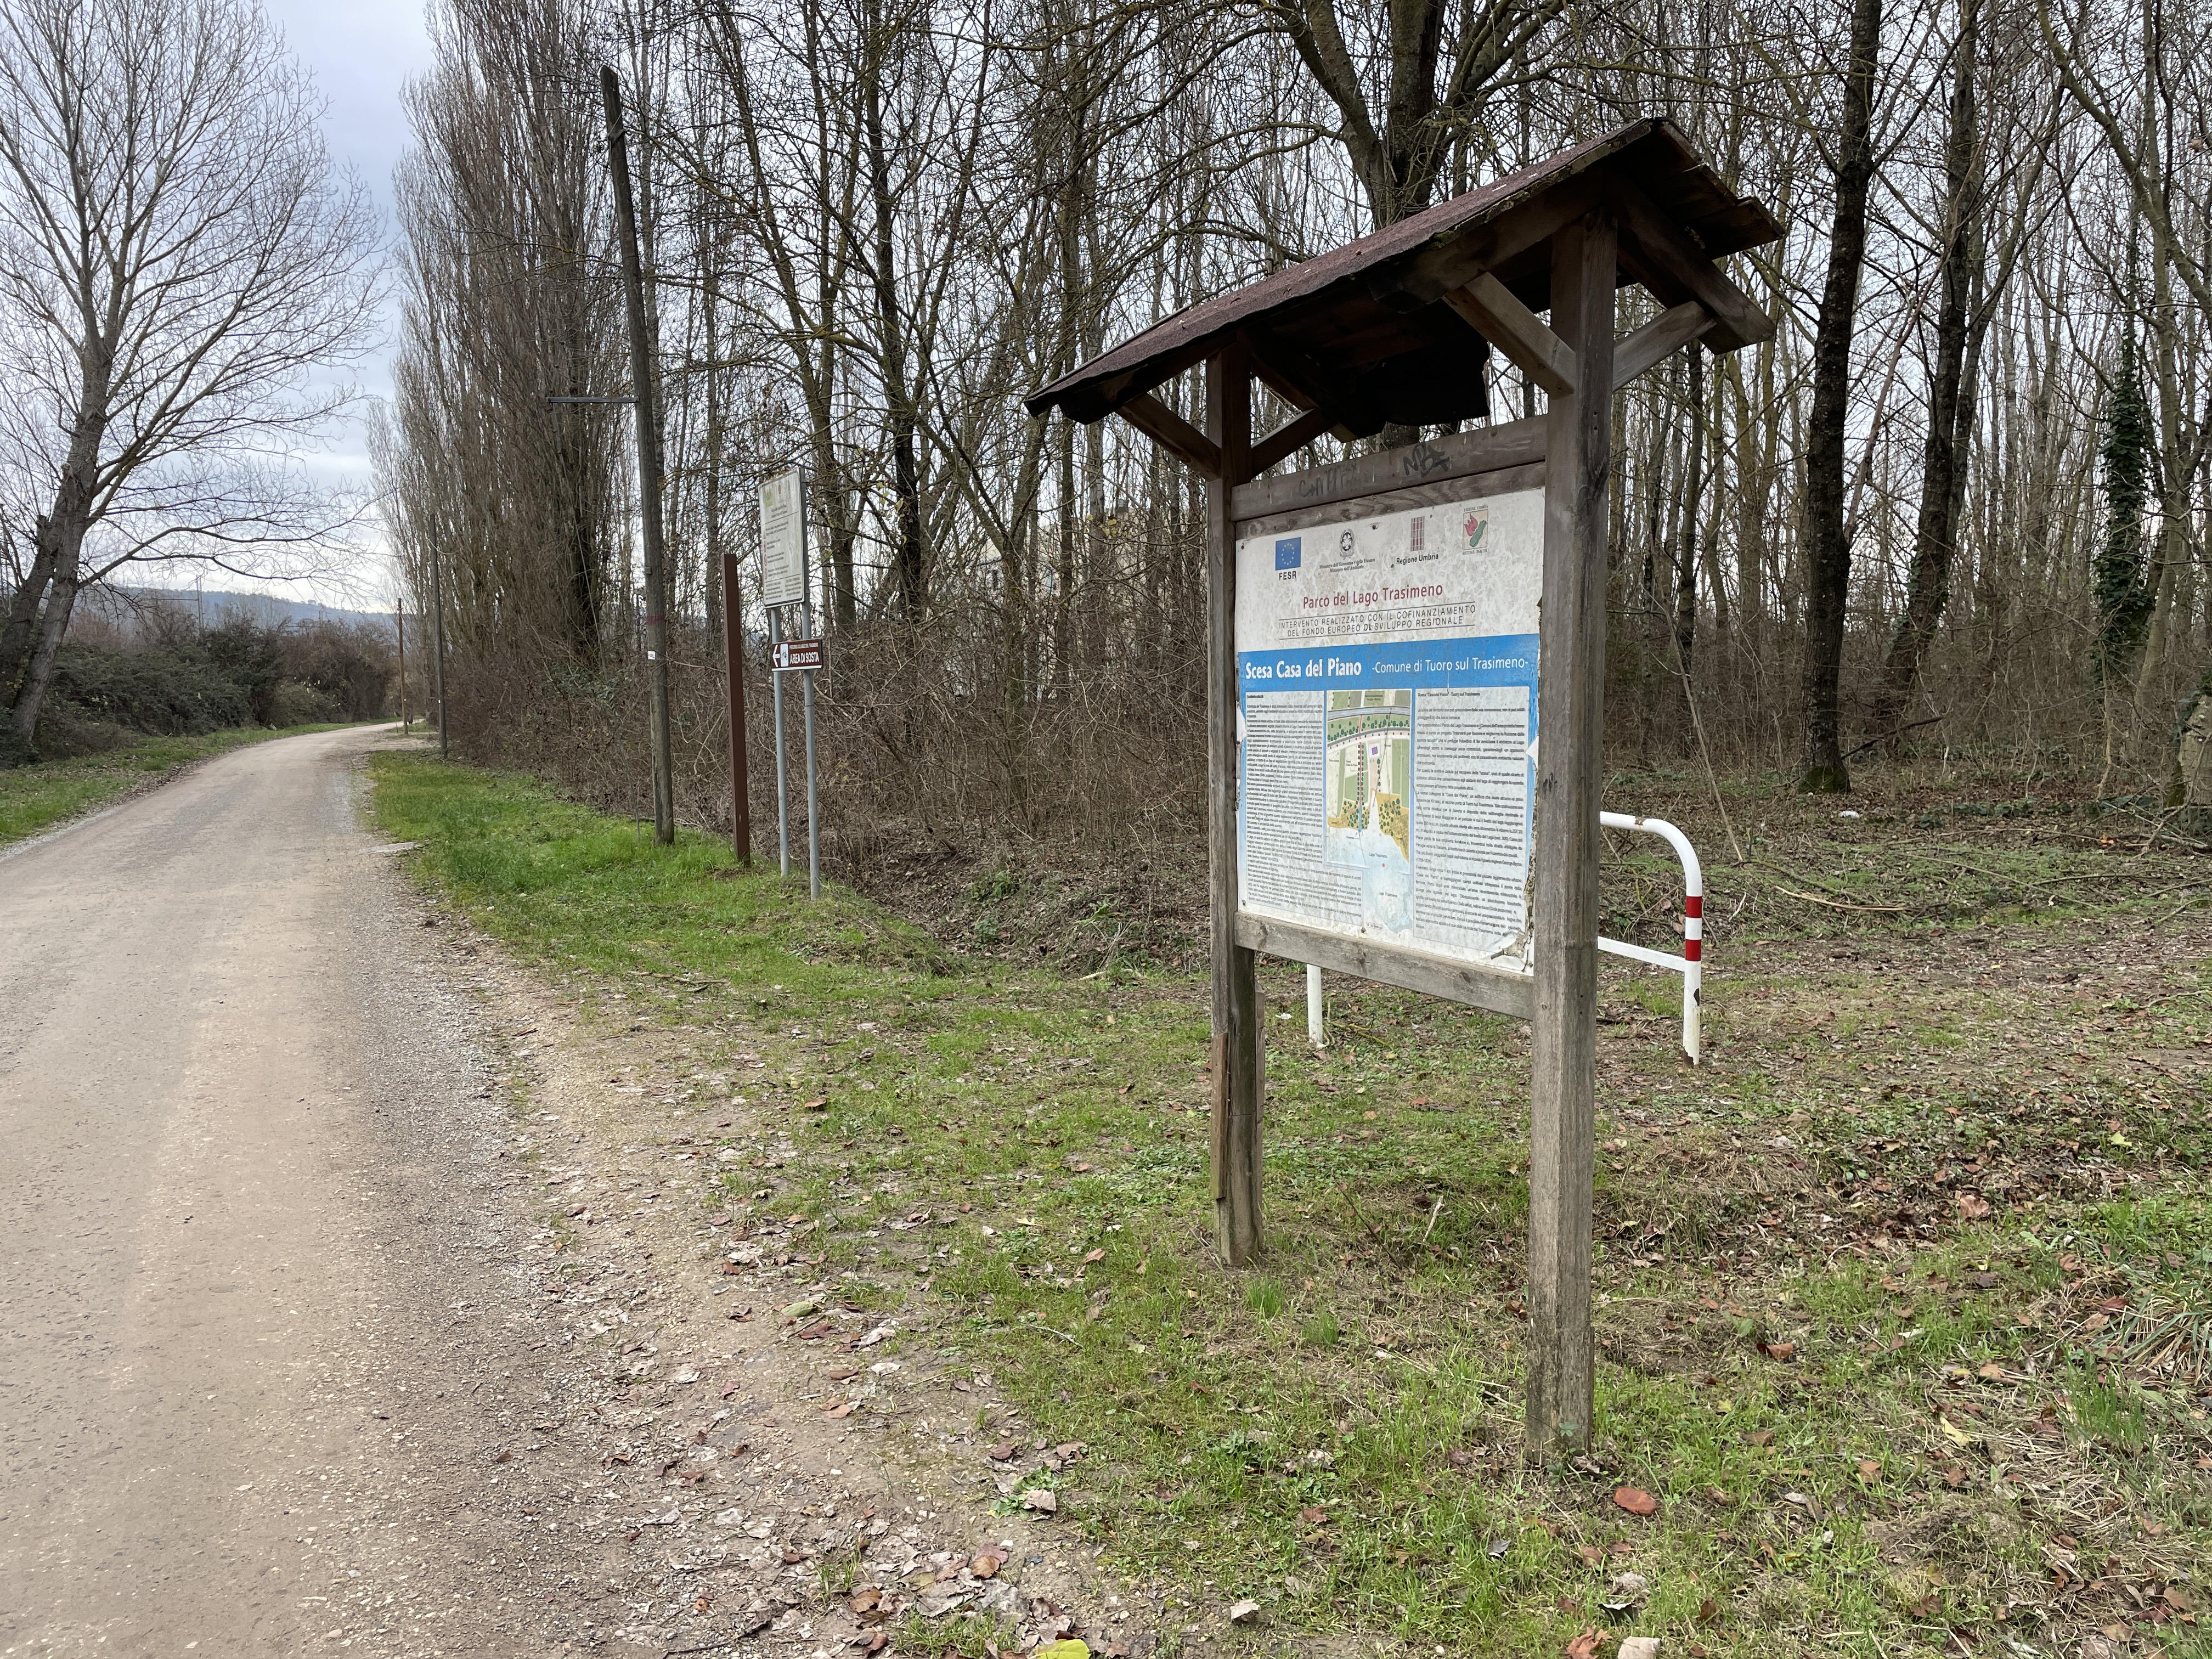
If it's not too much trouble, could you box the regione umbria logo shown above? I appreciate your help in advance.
[1274,536,1301,571]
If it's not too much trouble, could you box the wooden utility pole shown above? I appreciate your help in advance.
[602,64,675,845]
[723,550,752,864]
[431,552,448,759]
[1525,210,1618,1460]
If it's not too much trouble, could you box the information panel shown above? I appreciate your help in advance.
[759,469,808,610]
[1235,483,1542,971]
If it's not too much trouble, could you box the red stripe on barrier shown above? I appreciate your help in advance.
[1685,895,1702,918]
[1684,939,1701,962]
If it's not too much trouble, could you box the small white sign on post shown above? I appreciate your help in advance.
[759,469,808,610]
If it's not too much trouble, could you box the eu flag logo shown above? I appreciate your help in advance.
[1274,537,1302,571]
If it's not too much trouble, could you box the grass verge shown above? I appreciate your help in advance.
[370,751,2212,1659]
[0,723,361,845]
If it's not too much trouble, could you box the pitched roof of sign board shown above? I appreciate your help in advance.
[1025,117,1784,431]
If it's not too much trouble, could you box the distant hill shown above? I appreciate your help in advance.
[97,586,398,636]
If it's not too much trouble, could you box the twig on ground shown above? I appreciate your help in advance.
[1771,883,1912,914]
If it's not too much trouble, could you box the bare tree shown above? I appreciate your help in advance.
[0,0,380,749]
[1797,0,1884,793]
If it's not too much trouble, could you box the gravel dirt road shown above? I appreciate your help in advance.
[0,728,1140,1659]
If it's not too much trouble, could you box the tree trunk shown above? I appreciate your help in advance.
[10,509,87,743]
[1874,0,1980,737]
[1797,0,1883,793]
[861,31,926,618]
[1675,343,1705,720]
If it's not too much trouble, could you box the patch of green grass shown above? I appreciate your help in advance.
[0,723,359,844]
[890,1608,1014,1656]
[369,752,2212,1658]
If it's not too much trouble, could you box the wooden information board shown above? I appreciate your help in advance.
[1024,119,1781,1459]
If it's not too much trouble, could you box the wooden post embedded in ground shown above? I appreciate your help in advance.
[431,551,448,759]
[722,550,752,865]
[1525,210,1619,1460]
[1204,345,1262,1266]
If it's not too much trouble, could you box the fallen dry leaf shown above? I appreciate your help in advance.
[1576,1545,1605,1567]
[1563,1628,1604,1659]
[1298,1505,1329,1525]
[1858,1459,1882,1481]
[1955,1192,1991,1220]
[848,1587,882,1613]
[1758,1339,1797,1361]
[1745,1430,1776,1447]
[1084,1248,1104,1263]
[1697,1594,1720,1624]
[970,1553,1001,1579]
[824,1400,859,1419]
[1023,1488,1058,1513]
[1612,1486,1658,1517]
[989,1440,1016,1461]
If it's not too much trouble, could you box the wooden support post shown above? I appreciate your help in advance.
[722,550,752,865]
[1526,211,1617,1461]
[1205,344,1262,1266]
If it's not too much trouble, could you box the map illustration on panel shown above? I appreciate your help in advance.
[1323,689,1414,934]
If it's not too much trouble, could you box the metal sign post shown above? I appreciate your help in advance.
[769,605,790,875]
[759,469,820,898]
[800,581,821,901]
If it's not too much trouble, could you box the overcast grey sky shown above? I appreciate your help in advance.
[257,0,435,607]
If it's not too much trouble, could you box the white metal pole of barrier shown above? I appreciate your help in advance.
[1595,811,1703,1063]
[1298,814,1704,1063]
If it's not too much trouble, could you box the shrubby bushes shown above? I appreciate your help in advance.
[21,616,395,760]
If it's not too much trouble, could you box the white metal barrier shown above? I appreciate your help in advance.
[1596,811,1703,1064]
[1300,811,1704,1064]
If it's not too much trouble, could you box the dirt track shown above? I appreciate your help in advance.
[0,727,1137,1659]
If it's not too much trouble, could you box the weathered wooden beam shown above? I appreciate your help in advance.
[1246,405,1339,476]
[1073,335,1216,424]
[1613,184,1771,353]
[1119,391,1220,476]
[1204,346,1263,1267]
[1526,208,1616,1464]
[1370,177,1599,311]
[1235,911,1534,1022]
[1235,461,1545,545]
[1244,325,1384,439]
[1229,415,1547,523]
[1612,300,1717,390]
[1444,273,1578,395]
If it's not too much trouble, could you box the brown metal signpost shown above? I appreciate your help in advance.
[723,550,752,865]
[1026,119,1779,1457]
